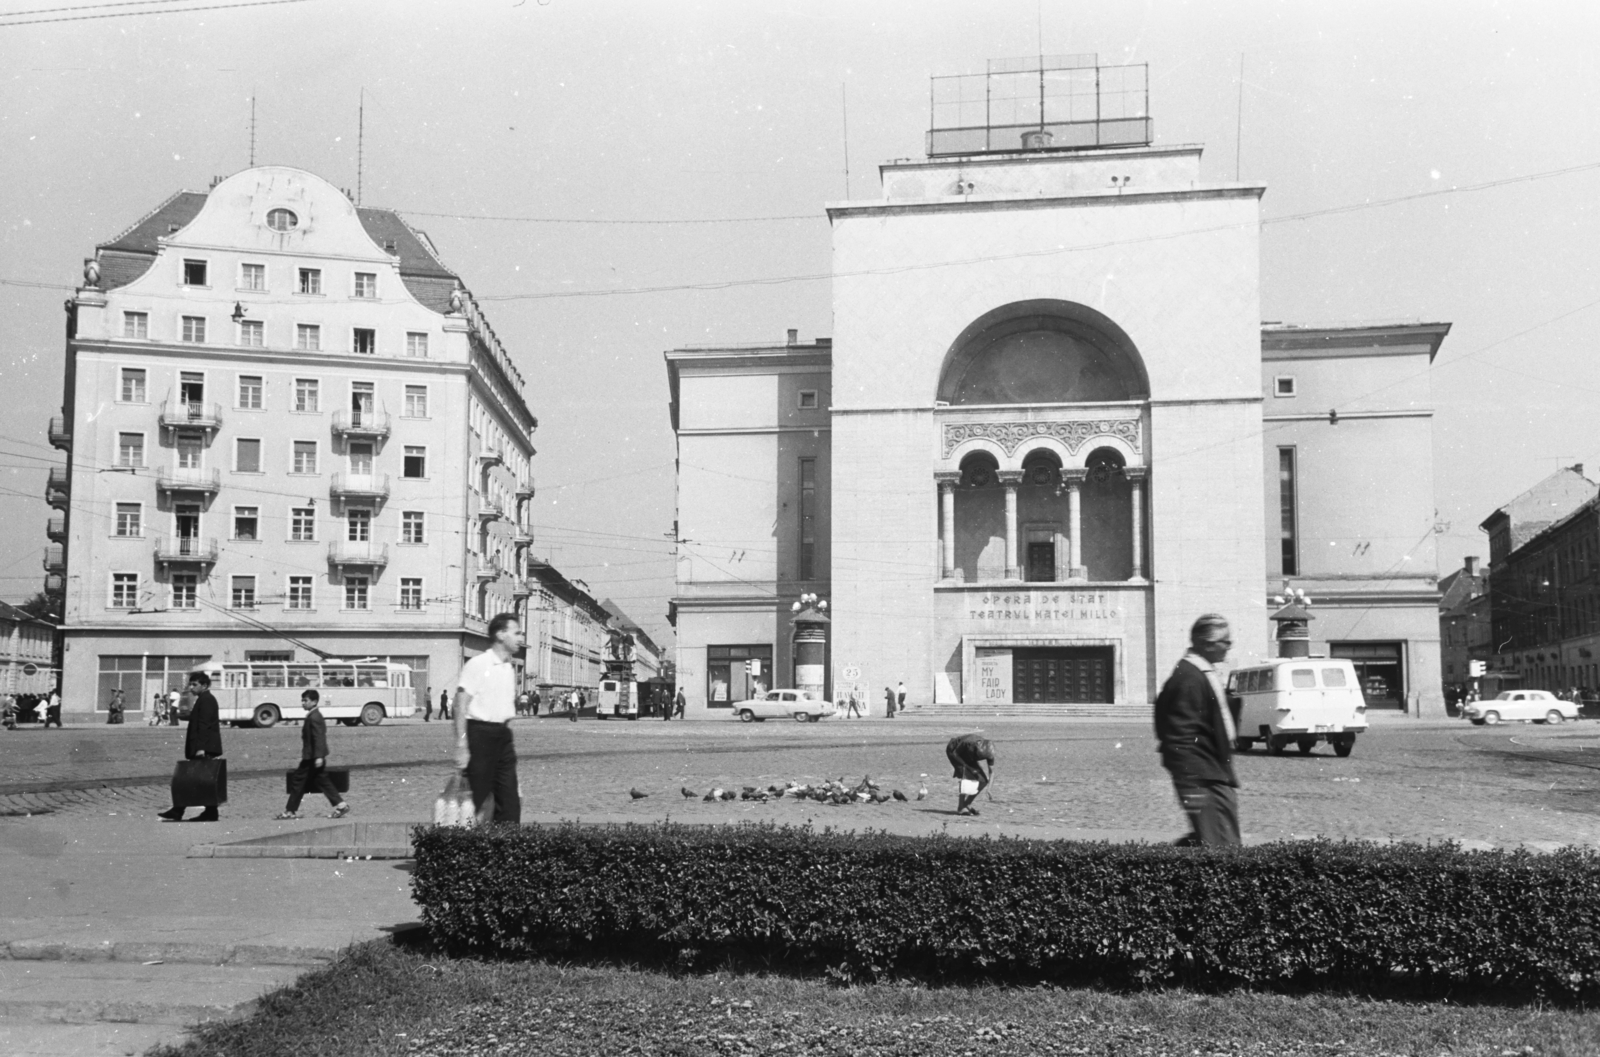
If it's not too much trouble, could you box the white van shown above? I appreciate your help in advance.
[597,679,639,720]
[1226,657,1368,757]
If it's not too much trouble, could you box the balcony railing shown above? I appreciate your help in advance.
[158,401,223,433]
[43,574,64,595]
[512,583,533,600]
[48,415,71,452]
[327,540,389,568]
[515,482,535,500]
[329,472,391,501]
[331,409,392,439]
[153,536,219,565]
[46,515,65,542]
[474,557,500,583]
[156,467,222,495]
[476,498,505,522]
[42,545,64,573]
[512,528,535,548]
[478,447,504,469]
[45,467,69,509]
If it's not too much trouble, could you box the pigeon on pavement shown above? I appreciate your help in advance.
[891,789,908,801]
[681,787,697,799]
[629,788,649,800]
[916,783,928,801]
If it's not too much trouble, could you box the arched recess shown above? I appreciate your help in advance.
[937,299,1150,406]
[1017,449,1068,582]
[1080,447,1133,581]
[954,451,1005,582]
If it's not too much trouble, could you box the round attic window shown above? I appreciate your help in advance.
[265,208,298,232]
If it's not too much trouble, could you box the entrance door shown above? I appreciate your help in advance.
[351,382,374,428]
[179,372,204,414]
[1330,642,1405,709]
[1012,647,1113,703]
[349,442,373,476]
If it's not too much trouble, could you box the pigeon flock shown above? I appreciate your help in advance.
[634,775,932,806]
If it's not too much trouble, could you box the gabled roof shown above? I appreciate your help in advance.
[98,190,209,255]
[1479,466,1597,543]
[0,599,57,628]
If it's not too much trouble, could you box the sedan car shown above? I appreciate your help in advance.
[732,689,836,723]
[1464,689,1578,726]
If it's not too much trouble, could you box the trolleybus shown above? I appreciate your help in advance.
[194,659,416,728]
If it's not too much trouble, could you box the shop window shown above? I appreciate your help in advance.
[705,644,773,708]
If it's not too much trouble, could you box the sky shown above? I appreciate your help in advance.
[3,0,1599,647]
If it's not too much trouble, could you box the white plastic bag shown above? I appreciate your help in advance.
[433,771,476,827]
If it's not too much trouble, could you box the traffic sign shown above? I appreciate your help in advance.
[20,663,37,677]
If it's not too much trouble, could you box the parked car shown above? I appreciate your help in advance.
[1464,689,1578,726]
[732,689,836,723]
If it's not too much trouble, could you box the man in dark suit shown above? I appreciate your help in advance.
[277,690,348,820]
[1153,614,1240,846]
[158,671,224,822]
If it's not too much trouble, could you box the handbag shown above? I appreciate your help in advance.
[284,767,351,794]
[432,770,478,827]
[171,757,228,808]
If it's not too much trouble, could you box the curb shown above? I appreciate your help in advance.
[0,996,259,1027]
[1,939,335,967]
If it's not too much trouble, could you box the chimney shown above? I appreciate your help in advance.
[786,328,798,345]
[1464,556,1479,576]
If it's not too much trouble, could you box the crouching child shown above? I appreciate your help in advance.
[278,690,350,820]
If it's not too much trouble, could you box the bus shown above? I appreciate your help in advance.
[195,660,416,728]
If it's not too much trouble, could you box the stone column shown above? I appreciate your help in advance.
[1063,468,1088,580]
[935,472,962,581]
[999,470,1024,581]
[1126,467,1148,581]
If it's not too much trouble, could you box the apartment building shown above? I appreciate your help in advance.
[50,166,538,717]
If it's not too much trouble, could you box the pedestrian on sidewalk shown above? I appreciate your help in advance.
[454,613,524,825]
[946,732,995,816]
[167,686,181,726]
[846,690,862,719]
[1154,613,1240,847]
[107,688,125,725]
[278,690,349,820]
[438,688,450,721]
[43,686,62,728]
[897,680,907,713]
[423,685,433,722]
[158,672,223,822]
[884,686,896,718]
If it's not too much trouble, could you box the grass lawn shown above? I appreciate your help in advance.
[148,940,1600,1057]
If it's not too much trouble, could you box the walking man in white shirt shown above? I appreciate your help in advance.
[453,613,525,825]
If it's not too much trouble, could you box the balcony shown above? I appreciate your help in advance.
[478,447,504,469]
[474,558,500,583]
[328,540,389,568]
[156,467,221,496]
[516,483,535,500]
[45,467,69,510]
[329,472,391,501]
[42,545,64,573]
[159,401,223,434]
[512,582,533,600]
[476,497,505,523]
[48,415,71,452]
[43,574,64,596]
[153,536,219,566]
[512,527,535,549]
[46,516,65,543]
[331,409,391,440]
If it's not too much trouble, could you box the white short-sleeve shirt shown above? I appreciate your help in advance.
[457,650,516,724]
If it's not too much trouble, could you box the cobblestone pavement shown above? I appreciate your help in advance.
[5,715,1600,846]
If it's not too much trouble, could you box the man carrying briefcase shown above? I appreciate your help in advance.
[158,671,224,822]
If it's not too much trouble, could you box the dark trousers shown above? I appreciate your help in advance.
[1169,774,1241,847]
[466,720,520,824]
[285,759,343,813]
[423,702,432,722]
[44,706,61,728]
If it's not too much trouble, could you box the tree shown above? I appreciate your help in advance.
[15,592,59,622]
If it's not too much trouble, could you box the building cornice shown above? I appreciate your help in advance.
[1263,410,1433,422]
[1261,322,1452,363]
[827,184,1265,221]
[73,338,473,376]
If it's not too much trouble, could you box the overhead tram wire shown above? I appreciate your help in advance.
[0,0,312,26]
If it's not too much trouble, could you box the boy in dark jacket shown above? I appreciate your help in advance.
[277,690,349,820]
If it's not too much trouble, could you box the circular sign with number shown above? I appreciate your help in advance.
[842,666,861,681]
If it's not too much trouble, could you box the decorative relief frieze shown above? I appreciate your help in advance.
[941,418,1142,459]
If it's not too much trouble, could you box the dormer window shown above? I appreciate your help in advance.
[266,208,298,231]
[182,259,208,287]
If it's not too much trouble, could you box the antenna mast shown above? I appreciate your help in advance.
[249,91,256,166]
[356,87,365,206]
[841,83,850,199]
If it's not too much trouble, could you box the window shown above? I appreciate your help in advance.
[348,441,373,476]
[1279,447,1299,576]
[122,312,148,339]
[182,259,208,286]
[1290,668,1317,689]
[176,436,202,470]
[402,511,425,544]
[297,268,322,295]
[115,503,142,537]
[179,371,204,406]
[704,644,774,708]
[798,389,819,409]
[231,576,257,609]
[405,332,429,358]
[287,575,313,610]
[400,578,423,610]
[354,272,377,298]
[799,457,816,581]
[119,368,146,402]
[181,316,207,343]
[171,573,197,610]
[117,432,145,468]
[352,328,376,355]
[233,506,259,541]
[347,509,371,542]
[294,378,319,412]
[266,207,297,231]
[1274,375,1297,398]
[290,507,316,542]
[239,320,264,347]
[110,572,139,609]
[238,375,263,409]
[233,438,262,474]
[293,440,318,474]
[403,445,426,479]
[295,324,320,351]
[404,385,428,418]
[344,576,370,611]
[240,263,266,291]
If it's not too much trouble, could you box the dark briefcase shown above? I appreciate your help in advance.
[284,767,350,794]
[171,758,228,808]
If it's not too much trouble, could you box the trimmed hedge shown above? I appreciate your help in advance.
[411,823,1600,1003]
